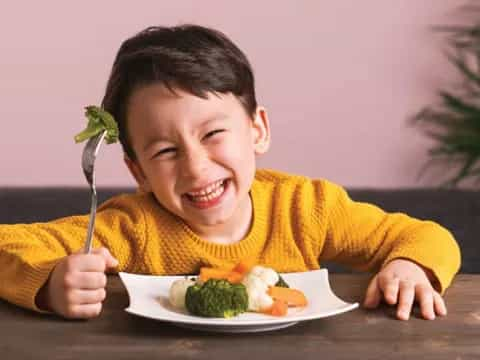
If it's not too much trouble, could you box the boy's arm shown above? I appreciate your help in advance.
[0,194,146,312]
[314,180,461,294]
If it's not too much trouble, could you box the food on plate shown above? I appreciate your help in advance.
[275,275,289,288]
[74,105,119,144]
[168,277,196,309]
[241,265,278,312]
[185,279,249,318]
[267,286,308,307]
[168,261,308,318]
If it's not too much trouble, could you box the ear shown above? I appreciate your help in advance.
[251,106,271,155]
[123,154,152,192]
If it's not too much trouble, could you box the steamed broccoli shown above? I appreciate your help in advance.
[185,279,248,318]
[74,105,119,144]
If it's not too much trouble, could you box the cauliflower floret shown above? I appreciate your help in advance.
[242,272,269,292]
[241,270,275,312]
[247,287,274,311]
[169,278,196,309]
[249,265,279,287]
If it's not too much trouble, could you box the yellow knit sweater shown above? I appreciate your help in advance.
[0,169,461,312]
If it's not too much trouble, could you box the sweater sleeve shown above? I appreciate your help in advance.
[314,180,461,293]
[0,193,146,312]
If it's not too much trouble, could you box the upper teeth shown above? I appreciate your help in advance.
[188,180,224,196]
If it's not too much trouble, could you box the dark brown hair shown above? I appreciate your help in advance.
[101,24,257,160]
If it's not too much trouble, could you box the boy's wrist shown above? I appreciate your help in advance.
[35,280,53,312]
[419,265,441,292]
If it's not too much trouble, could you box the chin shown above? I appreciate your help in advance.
[192,213,232,227]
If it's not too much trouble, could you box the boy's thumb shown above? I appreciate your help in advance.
[93,247,119,268]
[105,251,119,269]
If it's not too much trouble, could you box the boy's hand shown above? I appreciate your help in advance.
[36,247,118,319]
[363,258,447,320]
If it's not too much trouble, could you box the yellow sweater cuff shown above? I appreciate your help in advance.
[14,260,58,313]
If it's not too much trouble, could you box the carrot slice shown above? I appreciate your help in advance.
[267,286,308,307]
[199,266,245,284]
[262,299,288,316]
[231,258,256,275]
[226,271,244,284]
[199,267,232,282]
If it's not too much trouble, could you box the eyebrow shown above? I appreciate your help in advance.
[142,113,228,152]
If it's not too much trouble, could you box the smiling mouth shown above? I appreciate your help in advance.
[184,179,229,203]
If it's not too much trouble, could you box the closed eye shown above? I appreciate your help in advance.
[152,147,176,158]
[204,129,225,140]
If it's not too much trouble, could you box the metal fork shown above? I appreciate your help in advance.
[81,129,107,254]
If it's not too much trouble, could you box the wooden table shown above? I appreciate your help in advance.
[1,274,478,360]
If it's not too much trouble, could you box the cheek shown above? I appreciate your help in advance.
[214,139,257,183]
[143,163,175,193]
[215,132,255,162]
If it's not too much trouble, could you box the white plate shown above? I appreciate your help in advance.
[119,269,358,333]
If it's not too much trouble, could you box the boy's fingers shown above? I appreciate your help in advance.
[66,288,106,305]
[416,284,435,320]
[64,272,107,290]
[433,291,447,316]
[396,280,415,320]
[379,275,400,305]
[66,302,103,319]
[363,275,381,308]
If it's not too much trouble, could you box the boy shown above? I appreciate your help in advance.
[0,25,461,321]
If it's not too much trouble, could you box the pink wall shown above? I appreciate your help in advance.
[0,1,465,188]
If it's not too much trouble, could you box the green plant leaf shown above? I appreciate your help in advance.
[445,52,480,88]
[412,15,480,187]
[438,91,480,116]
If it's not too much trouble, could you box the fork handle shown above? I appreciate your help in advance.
[83,190,98,253]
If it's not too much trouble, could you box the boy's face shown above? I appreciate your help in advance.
[124,84,270,237]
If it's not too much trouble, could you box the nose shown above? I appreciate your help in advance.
[179,145,209,179]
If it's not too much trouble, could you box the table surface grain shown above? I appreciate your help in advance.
[1,274,478,360]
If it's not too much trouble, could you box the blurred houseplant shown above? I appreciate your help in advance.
[412,9,480,187]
